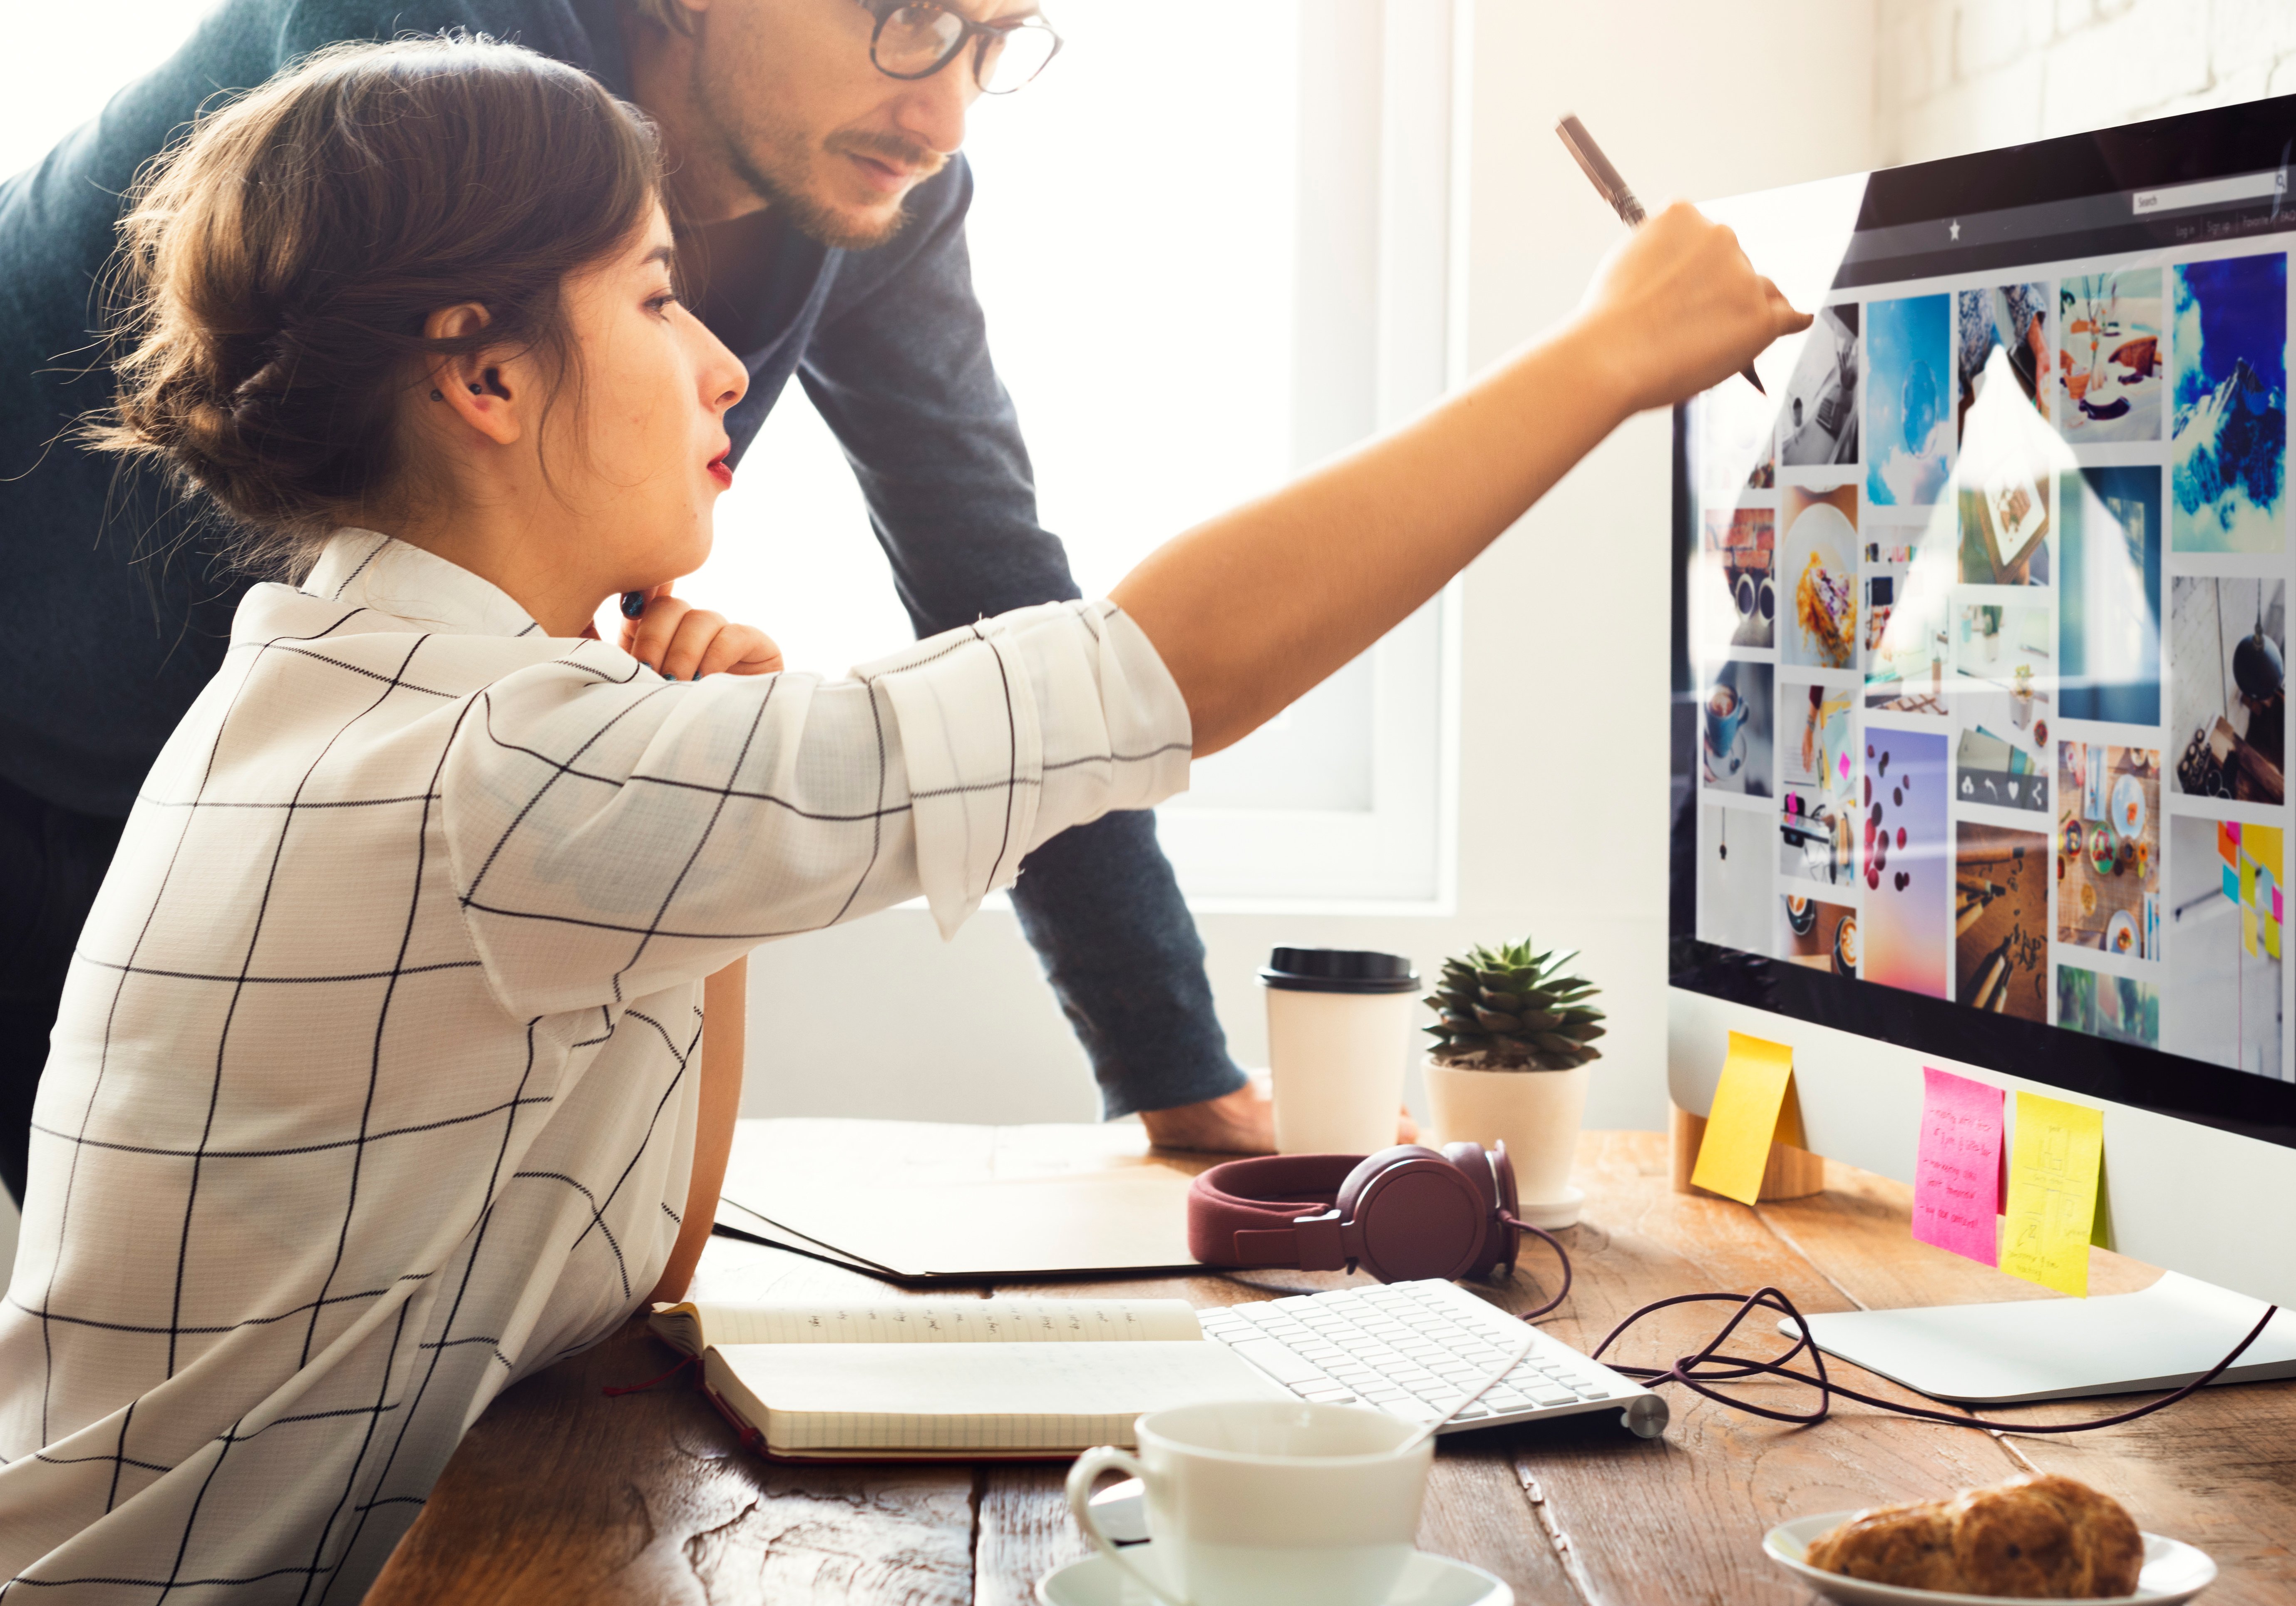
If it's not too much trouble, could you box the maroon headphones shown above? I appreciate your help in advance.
[1186,1142,1526,1284]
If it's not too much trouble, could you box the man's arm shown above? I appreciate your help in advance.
[799,159,1255,1133]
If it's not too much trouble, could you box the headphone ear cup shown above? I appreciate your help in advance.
[1333,1145,1450,1221]
[1346,1149,1489,1283]
[1440,1141,1502,1280]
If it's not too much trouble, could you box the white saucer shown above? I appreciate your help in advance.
[1038,1544,1514,1606]
[1764,1511,2217,1605]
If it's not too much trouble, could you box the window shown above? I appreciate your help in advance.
[696,0,1464,907]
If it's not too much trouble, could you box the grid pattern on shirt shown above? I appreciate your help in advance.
[0,533,1191,1601]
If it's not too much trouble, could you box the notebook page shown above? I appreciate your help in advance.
[672,1297,1201,1349]
[706,1339,1288,1453]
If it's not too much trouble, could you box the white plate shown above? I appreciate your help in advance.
[1763,1511,2217,1605]
[1038,1544,1514,1606]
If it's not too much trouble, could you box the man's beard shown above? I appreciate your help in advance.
[695,64,946,251]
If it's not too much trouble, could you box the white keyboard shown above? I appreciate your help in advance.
[1196,1278,1668,1439]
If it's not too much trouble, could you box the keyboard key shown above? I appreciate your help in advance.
[1300,1385,1359,1403]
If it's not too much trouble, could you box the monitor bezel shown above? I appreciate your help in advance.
[1667,92,2296,1154]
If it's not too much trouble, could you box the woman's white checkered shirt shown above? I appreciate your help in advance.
[0,532,1190,1600]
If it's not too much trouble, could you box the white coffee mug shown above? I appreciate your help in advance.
[1064,1399,1432,1606]
[1260,947,1420,1154]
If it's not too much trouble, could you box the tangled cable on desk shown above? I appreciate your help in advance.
[1500,1214,2280,1435]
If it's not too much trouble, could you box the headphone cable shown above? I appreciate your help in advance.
[1497,1213,2279,1434]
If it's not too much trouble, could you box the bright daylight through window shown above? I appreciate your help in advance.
[0,0,1460,906]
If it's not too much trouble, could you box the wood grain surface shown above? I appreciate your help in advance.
[367,1131,2296,1605]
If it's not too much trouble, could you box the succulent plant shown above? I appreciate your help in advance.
[1423,939,1605,1070]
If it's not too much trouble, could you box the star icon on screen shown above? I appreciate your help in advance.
[1949,219,1961,241]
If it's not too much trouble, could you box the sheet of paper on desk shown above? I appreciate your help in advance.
[1690,1032,1805,1205]
[717,1118,1207,1280]
[1999,1089,2105,1297]
[1911,1066,2003,1266]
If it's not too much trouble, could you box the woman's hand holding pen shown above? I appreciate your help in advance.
[1569,199,1809,416]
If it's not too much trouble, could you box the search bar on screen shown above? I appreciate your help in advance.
[2132,171,2284,215]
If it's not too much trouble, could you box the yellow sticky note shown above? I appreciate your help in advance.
[2250,825,2285,877]
[2244,904,2259,958]
[1999,1091,2104,1297]
[1690,1032,1802,1205]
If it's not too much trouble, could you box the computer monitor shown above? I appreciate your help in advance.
[1670,94,2296,1402]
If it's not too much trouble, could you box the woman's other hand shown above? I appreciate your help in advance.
[619,585,784,680]
[1573,199,1811,415]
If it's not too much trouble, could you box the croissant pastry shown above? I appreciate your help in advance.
[1806,1473,2144,1598]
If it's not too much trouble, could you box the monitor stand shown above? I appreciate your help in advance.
[1780,1271,2296,1404]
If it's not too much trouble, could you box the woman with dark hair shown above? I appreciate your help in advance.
[0,34,1798,1598]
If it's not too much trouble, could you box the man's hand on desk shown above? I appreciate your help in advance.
[1138,1084,1419,1154]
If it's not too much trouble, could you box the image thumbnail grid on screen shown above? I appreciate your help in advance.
[1692,234,2292,1085]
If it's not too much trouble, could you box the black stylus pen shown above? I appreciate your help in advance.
[1555,114,1766,395]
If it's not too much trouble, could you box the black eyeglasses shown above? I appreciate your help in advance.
[856,1,1062,95]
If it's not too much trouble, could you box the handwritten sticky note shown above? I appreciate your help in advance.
[1912,1067,2004,1266]
[1999,1091,2105,1297]
[1691,1032,1804,1205]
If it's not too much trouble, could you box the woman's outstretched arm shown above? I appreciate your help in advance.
[1113,202,1806,756]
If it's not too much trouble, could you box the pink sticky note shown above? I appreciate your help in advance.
[1912,1066,2005,1267]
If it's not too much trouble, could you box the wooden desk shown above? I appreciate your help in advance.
[366,1132,2296,1604]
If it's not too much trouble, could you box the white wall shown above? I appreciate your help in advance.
[1876,0,2296,166]
[740,0,1879,1137]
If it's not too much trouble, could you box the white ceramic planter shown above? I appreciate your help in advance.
[1421,1057,1591,1228]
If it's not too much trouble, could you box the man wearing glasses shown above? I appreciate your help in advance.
[0,0,1269,1216]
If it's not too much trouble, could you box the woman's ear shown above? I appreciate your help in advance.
[421,302,523,447]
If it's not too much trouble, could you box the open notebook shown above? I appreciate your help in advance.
[649,1296,1288,1461]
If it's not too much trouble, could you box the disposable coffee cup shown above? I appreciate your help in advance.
[1259,947,1419,1155]
[1066,1400,1432,1606]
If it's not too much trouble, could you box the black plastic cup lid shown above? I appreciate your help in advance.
[1257,947,1420,994]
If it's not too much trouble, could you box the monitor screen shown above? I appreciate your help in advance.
[1670,94,2296,1149]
